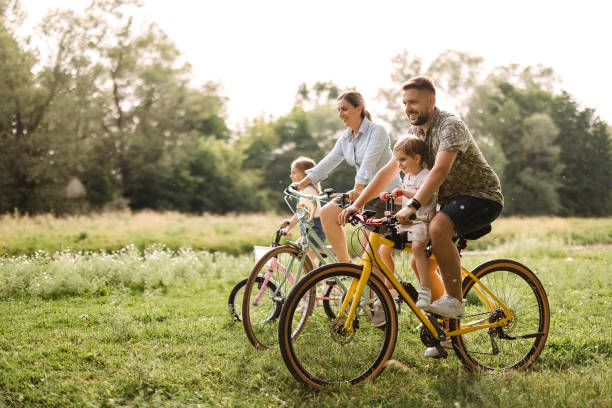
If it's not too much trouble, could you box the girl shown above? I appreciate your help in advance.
[280,157,326,258]
[295,91,402,269]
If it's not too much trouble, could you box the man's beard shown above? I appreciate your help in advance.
[409,110,430,126]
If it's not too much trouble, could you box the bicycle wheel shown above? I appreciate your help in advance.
[242,245,315,350]
[278,263,398,388]
[450,259,550,372]
[228,278,248,321]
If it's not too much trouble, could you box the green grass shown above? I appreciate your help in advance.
[0,234,610,406]
[2,211,611,257]
[0,213,610,406]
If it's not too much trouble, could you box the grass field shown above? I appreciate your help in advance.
[2,210,611,256]
[0,213,611,407]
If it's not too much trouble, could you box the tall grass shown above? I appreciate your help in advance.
[0,245,253,300]
[1,211,611,257]
[0,210,282,256]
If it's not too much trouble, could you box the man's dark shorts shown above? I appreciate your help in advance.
[439,195,503,237]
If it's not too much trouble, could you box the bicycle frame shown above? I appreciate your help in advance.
[338,228,515,341]
[251,186,344,307]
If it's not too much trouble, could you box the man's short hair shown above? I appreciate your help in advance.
[402,76,436,95]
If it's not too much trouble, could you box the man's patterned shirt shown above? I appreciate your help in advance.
[408,107,504,207]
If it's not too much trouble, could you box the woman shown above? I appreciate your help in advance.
[295,91,402,267]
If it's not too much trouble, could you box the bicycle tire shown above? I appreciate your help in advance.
[242,245,315,350]
[450,259,550,372]
[228,278,248,321]
[278,263,398,389]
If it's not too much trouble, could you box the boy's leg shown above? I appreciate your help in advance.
[410,255,444,302]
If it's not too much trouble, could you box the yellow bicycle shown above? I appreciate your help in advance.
[278,209,550,388]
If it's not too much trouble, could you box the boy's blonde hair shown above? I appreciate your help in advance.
[393,137,427,165]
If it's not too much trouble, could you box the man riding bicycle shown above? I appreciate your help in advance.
[340,76,503,321]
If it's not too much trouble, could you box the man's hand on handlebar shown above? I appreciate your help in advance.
[395,206,416,225]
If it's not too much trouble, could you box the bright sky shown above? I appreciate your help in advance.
[20,0,612,128]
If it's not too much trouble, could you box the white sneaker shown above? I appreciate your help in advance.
[424,340,451,358]
[427,295,465,318]
[415,287,431,309]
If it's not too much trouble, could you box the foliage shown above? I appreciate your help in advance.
[550,92,612,215]
[0,0,243,214]
[466,78,611,215]
[1,2,611,217]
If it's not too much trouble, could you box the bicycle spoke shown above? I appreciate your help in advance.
[279,266,397,386]
[452,260,550,372]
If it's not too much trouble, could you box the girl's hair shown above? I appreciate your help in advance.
[393,136,427,165]
[292,156,316,173]
[292,156,321,192]
[337,91,372,120]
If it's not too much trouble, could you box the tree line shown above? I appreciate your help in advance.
[1,0,611,217]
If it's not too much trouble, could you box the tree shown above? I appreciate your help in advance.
[1,0,237,214]
[377,49,484,139]
[466,79,565,215]
[0,1,87,213]
[550,92,612,216]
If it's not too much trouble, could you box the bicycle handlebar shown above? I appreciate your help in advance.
[381,190,403,200]
[347,210,415,227]
[285,184,347,202]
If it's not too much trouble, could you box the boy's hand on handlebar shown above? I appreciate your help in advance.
[396,206,416,224]
[280,228,291,237]
[280,219,291,228]
[380,188,404,200]
[339,205,360,226]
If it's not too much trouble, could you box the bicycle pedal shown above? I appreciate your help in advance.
[432,344,448,359]
[426,314,447,341]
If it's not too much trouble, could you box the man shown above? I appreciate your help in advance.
[340,76,503,319]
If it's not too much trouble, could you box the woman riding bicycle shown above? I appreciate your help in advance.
[294,91,402,270]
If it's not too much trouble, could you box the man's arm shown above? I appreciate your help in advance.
[415,150,456,204]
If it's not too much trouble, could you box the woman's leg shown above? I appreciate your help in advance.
[320,202,351,263]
